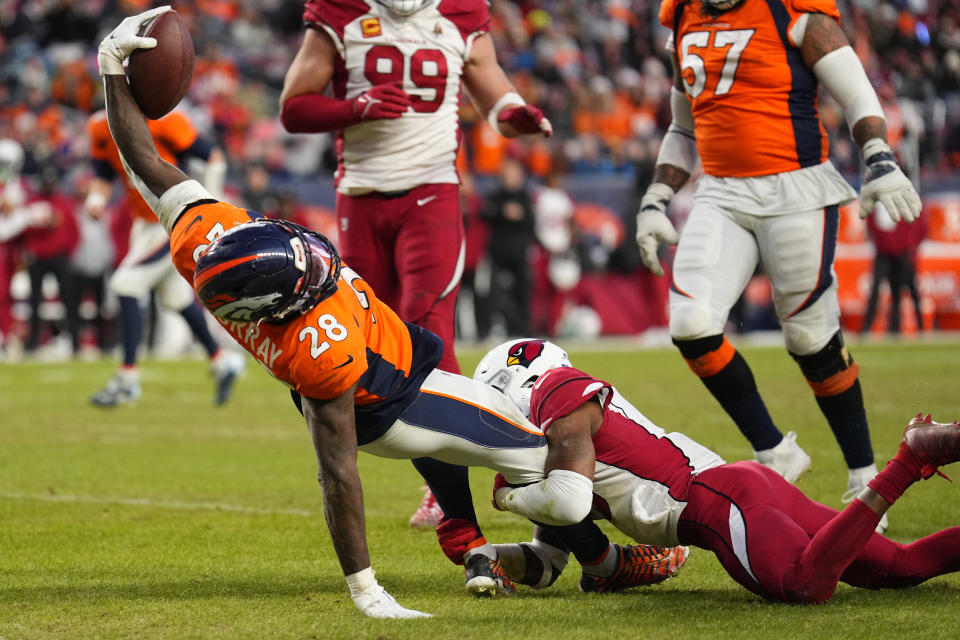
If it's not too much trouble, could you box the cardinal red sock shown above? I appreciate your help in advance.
[867,441,927,504]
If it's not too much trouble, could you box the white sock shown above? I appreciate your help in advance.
[582,543,618,577]
[464,542,496,561]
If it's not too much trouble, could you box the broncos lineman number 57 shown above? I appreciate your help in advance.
[634,0,922,533]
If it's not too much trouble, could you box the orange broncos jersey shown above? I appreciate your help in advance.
[88,110,199,221]
[660,0,840,177]
[169,201,443,443]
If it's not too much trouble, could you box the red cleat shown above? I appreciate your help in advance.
[409,486,443,529]
[903,413,960,479]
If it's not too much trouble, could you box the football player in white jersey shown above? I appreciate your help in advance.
[280,0,552,531]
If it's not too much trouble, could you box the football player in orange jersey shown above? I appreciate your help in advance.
[85,106,245,407]
[97,8,679,619]
[635,0,922,534]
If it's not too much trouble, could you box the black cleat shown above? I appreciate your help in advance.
[464,553,515,597]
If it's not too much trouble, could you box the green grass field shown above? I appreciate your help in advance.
[2,339,960,639]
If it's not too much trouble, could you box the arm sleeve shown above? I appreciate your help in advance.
[812,46,885,130]
[501,469,594,526]
[281,93,360,133]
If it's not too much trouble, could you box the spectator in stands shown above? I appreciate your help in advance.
[240,162,279,215]
[482,156,536,337]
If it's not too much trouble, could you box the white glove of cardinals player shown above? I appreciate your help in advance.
[858,138,922,223]
[97,5,172,76]
[347,568,431,619]
[636,183,680,277]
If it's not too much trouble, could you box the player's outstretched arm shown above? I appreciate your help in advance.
[302,387,431,619]
[98,9,190,201]
[463,34,552,138]
[493,401,598,526]
[801,13,921,223]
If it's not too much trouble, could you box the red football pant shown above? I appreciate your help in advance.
[678,461,960,603]
[336,183,463,373]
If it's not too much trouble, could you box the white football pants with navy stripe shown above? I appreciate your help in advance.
[669,203,841,356]
[361,369,549,486]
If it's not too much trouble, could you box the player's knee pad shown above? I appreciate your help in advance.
[781,309,840,356]
[790,331,859,397]
[673,334,735,378]
[669,299,715,341]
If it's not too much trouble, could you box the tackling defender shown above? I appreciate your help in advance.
[479,339,960,604]
[280,0,553,529]
[635,0,923,533]
[96,8,680,619]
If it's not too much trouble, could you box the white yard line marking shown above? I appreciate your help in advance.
[1,492,315,517]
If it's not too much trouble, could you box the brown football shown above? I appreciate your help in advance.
[127,11,194,120]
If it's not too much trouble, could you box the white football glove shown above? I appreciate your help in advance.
[97,5,172,76]
[351,584,432,619]
[636,183,680,277]
[858,138,922,223]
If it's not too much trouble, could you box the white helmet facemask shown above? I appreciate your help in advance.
[377,0,432,16]
[473,339,572,418]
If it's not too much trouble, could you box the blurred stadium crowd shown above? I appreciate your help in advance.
[1,0,959,357]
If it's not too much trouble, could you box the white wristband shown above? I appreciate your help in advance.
[345,567,377,597]
[156,179,214,233]
[861,138,893,163]
[487,91,524,133]
[642,183,677,208]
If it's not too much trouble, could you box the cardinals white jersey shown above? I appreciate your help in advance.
[305,0,490,194]
[530,367,726,547]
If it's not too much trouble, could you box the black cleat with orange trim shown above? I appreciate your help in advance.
[465,553,516,597]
